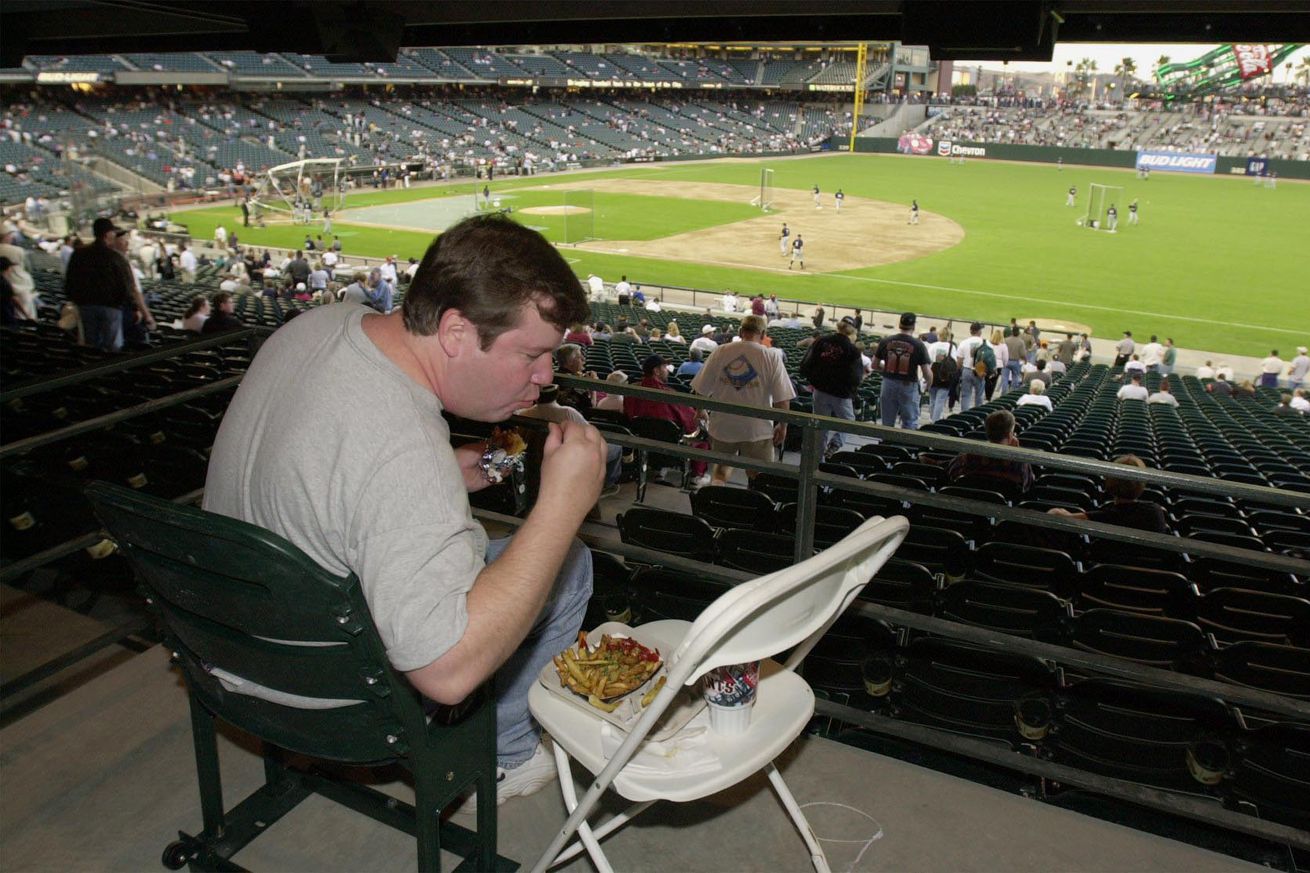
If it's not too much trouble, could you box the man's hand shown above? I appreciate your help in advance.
[539,420,606,519]
[772,422,787,446]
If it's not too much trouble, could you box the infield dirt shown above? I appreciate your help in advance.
[537,179,964,274]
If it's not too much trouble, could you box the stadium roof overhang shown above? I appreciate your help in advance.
[4,0,1310,67]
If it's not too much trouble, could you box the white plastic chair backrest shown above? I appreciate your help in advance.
[668,515,909,687]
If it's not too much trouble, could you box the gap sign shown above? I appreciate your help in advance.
[1136,150,1217,174]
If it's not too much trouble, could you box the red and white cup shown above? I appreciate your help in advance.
[701,661,760,734]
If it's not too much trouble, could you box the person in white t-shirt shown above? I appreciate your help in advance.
[1290,388,1310,413]
[1148,380,1179,406]
[689,325,719,355]
[1196,360,1216,380]
[588,273,607,302]
[1287,346,1309,388]
[1259,350,1285,388]
[1117,373,1149,401]
[1123,355,1146,377]
[691,314,795,485]
[1139,335,1164,371]
[178,244,198,283]
[379,255,399,286]
[214,225,228,249]
[1216,362,1235,381]
[1016,379,1053,411]
[721,290,738,312]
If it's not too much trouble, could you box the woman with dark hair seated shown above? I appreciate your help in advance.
[1048,453,1170,533]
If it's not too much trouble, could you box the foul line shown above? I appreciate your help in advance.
[831,274,1297,335]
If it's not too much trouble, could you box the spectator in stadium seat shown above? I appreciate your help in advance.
[1216,362,1235,382]
[182,294,210,333]
[1022,359,1052,387]
[1116,372,1149,401]
[1233,379,1257,401]
[1016,379,1052,411]
[203,215,604,804]
[676,347,705,379]
[554,343,596,415]
[945,410,1033,496]
[1259,350,1285,388]
[691,314,795,486]
[593,370,628,413]
[689,324,718,355]
[875,312,933,430]
[340,271,370,307]
[1290,389,1309,414]
[624,353,710,485]
[563,322,592,346]
[287,252,310,287]
[1273,394,1299,416]
[1208,372,1233,397]
[1289,346,1310,389]
[518,384,622,495]
[664,321,685,344]
[1148,380,1179,406]
[201,291,242,334]
[800,319,864,456]
[1123,354,1146,378]
[1196,360,1216,380]
[1048,454,1169,534]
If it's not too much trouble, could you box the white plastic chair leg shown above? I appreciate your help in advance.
[766,761,832,873]
[540,742,614,873]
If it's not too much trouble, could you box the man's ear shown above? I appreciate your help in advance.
[436,308,471,357]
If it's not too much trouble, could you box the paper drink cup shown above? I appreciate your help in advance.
[702,661,760,734]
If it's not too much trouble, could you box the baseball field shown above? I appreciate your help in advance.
[170,153,1307,357]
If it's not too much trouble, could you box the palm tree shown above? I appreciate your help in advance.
[1298,56,1310,87]
[1114,57,1137,101]
[1073,57,1097,98]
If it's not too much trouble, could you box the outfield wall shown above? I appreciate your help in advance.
[835,136,1310,180]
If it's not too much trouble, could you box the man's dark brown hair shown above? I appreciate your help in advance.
[1103,453,1147,501]
[402,215,588,349]
[984,410,1015,443]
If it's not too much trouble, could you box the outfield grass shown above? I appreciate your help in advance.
[171,155,1307,356]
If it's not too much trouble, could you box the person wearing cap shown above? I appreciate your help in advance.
[64,218,144,351]
[691,314,796,486]
[1289,346,1310,389]
[625,354,711,486]
[689,323,719,356]
[1114,331,1135,368]
[800,318,864,456]
[874,312,932,430]
[955,322,989,412]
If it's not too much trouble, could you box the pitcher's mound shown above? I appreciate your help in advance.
[520,205,592,216]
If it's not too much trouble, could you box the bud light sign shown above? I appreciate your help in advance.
[1136,150,1217,174]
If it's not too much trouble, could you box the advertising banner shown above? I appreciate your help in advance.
[1246,156,1269,177]
[1135,150,1217,174]
[897,133,934,155]
[1233,45,1276,80]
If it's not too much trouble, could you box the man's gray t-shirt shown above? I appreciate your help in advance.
[204,303,488,672]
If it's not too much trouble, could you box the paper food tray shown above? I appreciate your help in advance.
[537,622,705,742]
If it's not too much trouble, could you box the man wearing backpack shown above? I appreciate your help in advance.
[874,311,932,429]
[956,322,993,411]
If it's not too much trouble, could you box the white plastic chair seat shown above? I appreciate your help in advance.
[530,620,813,803]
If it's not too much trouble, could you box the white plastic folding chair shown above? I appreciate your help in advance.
[529,514,909,873]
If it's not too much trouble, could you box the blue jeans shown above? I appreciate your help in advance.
[929,386,951,422]
[811,389,855,453]
[879,378,921,430]
[605,442,623,485]
[959,370,986,411]
[79,304,124,352]
[1004,360,1023,393]
[487,536,593,767]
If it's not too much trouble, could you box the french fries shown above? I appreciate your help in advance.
[553,631,662,712]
